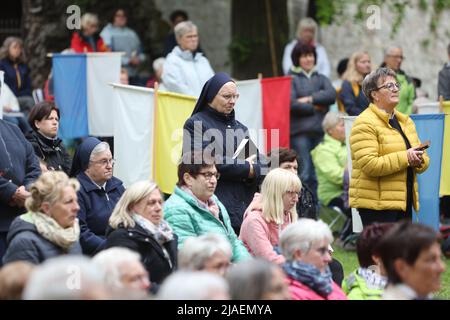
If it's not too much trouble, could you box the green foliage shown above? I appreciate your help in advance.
[228,37,265,65]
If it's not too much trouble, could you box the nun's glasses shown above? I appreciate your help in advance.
[220,93,240,102]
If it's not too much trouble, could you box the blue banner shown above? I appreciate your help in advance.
[53,54,88,139]
[410,114,445,230]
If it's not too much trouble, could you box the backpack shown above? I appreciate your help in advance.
[297,184,318,220]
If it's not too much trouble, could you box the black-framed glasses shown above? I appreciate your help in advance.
[90,158,115,166]
[377,82,401,92]
[197,171,221,181]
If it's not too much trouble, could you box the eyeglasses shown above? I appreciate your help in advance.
[376,82,401,92]
[285,190,300,198]
[220,93,240,102]
[387,54,405,60]
[197,171,221,181]
[90,158,115,166]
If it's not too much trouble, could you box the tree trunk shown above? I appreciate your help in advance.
[231,0,288,79]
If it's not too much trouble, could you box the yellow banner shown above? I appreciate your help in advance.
[440,102,450,196]
[154,91,196,194]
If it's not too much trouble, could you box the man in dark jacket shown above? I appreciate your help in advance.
[70,137,125,256]
[438,43,450,100]
[182,72,268,235]
[0,119,41,264]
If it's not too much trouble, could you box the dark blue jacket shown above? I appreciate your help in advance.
[289,69,336,136]
[76,172,125,255]
[338,80,369,116]
[0,58,32,97]
[183,106,265,231]
[0,120,41,232]
[2,214,82,265]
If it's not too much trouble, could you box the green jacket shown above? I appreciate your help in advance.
[163,186,251,262]
[395,73,415,114]
[342,269,385,300]
[311,134,347,206]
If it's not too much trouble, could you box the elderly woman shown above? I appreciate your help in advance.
[342,223,394,300]
[164,151,250,261]
[162,20,214,96]
[226,258,291,300]
[280,218,347,300]
[182,72,266,234]
[349,68,429,226]
[2,171,82,264]
[377,221,446,300]
[239,168,301,264]
[105,180,178,285]
[178,233,232,277]
[70,13,110,53]
[338,50,371,115]
[289,42,336,202]
[70,137,125,255]
[25,101,71,174]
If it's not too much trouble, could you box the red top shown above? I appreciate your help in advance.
[70,31,110,53]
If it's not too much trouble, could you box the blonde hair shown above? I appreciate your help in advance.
[25,171,80,213]
[260,168,301,225]
[109,180,160,229]
[81,13,99,29]
[342,50,371,84]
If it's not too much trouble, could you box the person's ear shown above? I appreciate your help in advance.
[183,172,193,187]
[394,258,410,281]
[34,120,40,130]
[40,202,51,215]
[293,249,303,261]
[371,90,379,102]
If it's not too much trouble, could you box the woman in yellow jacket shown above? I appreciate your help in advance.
[349,68,429,226]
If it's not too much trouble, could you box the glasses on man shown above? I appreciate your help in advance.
[377,82,401,92]
[91,158,115,166]
[220,93,240,102]
[197,171,221,181]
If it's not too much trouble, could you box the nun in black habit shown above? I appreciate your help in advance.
[182,72,267,234]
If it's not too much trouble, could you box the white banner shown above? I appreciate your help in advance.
[112,84,155,187]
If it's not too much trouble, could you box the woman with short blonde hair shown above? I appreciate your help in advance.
[239,168,301,264]
[105,180,178,284]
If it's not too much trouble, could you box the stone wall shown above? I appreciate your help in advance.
[153,0,232,74]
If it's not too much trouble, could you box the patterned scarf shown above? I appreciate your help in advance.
[357,267,387,290]
[132,214,174,246]
[283,261,333,297]
[31,212,80,251]
[181,186,220,219]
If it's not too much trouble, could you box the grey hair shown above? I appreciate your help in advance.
[174,21,197,40]
[322,111,346,133]
[362,67,397,103]
[178,234,232,270]
[280,218,333,261]
[157,271,229,300]
[89,141,110,161]
[23,256,106,300]
[226,258,279,300]
[152,57,165,72]
[384,45,402,57]
[296,17,317,37]
[92,248,142,290]
[81,13,99,29]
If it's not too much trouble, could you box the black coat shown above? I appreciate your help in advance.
[183,106,266,231]
[26,131,72,174]
[0,120,41,232]
[105,223,178,285]
[2,214,82,265]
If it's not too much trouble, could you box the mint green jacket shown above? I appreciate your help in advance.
[163,186,251,262]
[311,134,347,206]
[395,73,415,114]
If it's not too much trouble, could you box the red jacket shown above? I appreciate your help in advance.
[287,277,348,300]
[70,31,110,53]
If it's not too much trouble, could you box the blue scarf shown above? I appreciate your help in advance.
[283,261,333,297]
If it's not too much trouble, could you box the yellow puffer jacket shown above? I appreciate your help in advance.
[349,103,429,211]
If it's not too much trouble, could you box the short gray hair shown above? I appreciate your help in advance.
[362,67,397,103]
[178,234,232,270]
[157,271,229,300]
[89,141,110,161]
[226,259,280,300]
[174,21,197,40]
[81,13,99,29]
[92,247,142,290]
[152,57,165,72]
[296,17,317,37]
[384,45,402,57]
[322,111,346,133]
[23,256,106,300]
[280,218,333,261]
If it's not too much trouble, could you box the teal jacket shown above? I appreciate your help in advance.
[395,73,415,114]
[163,186,251,262]
[311,134,347,206]
[342,269,386,300]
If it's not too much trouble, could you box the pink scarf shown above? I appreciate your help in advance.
[181,186,220,219]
